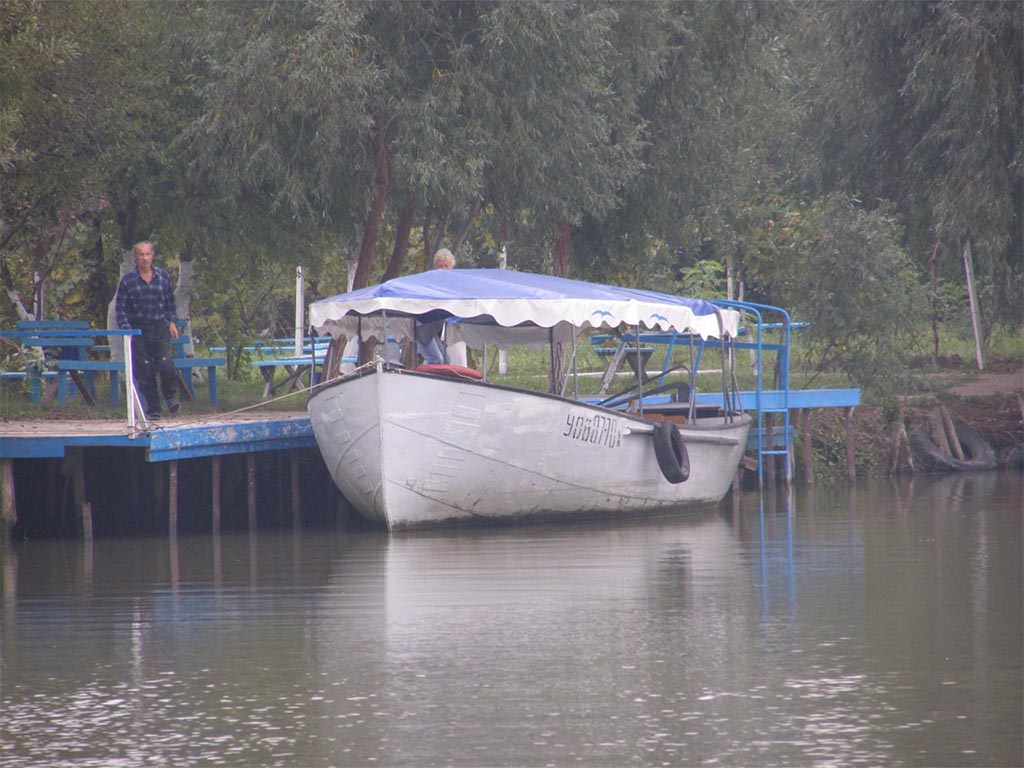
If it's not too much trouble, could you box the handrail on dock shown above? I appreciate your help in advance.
[714,300,793,486]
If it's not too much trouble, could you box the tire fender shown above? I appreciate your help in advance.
[653,421,690,484]
[909,417,997,472]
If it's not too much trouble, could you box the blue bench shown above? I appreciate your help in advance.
[1,325,136,406]
[251,353,327,399]
[2,325,225,408]
[171,337,225,404]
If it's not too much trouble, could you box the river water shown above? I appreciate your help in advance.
[2,473,1021,767]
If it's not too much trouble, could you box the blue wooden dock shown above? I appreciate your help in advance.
[0,412,337,540]
[0,412,316,460]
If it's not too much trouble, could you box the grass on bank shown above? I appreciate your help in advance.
[2,326,1020,422]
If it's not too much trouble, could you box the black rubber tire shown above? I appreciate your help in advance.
[1000,445,1023,471]
[653,421,690,484]
[909,417,997,472]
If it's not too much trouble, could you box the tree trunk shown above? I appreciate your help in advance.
[382,200,417,282]
[107,248,136,361]
[552,221,570,277]
[0,257,32,321]
[175,247,196,357]
[450,199,482,257]
[422,209,450,270]
[83,218,109,326]
[351,117,389,290]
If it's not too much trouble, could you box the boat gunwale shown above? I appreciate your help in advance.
[307,364,750,434]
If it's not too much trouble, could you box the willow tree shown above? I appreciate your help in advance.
[0,0,171,324]
[812,1,1022,336]
[570,1,786,288]
[476,1,647,277]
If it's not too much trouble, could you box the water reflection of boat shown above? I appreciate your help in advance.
[307,269,752,529]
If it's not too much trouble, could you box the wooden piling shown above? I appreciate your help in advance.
[168,459,179,537]
[211,456,222,533]
[153,463,165,531]
[801,409,814,485]
[940,406,965,461]
[844,407,856,479]
[246,453,257,530]
[290,453,301,528]
[1,458,16,537]
[65,449,92,540]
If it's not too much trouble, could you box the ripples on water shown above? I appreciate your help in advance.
[2,473,1021,767]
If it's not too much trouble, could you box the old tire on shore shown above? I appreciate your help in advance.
[653,421,690,484]
[1000,446,1023,471]
[909,418,997,472]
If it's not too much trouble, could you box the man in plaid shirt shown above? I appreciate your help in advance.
[115,241,181,418]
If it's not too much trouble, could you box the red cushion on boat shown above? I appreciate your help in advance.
[411,364,484,380]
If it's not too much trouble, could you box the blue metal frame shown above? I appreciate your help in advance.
[714,300,793,486]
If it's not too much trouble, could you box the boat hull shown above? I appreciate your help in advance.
[307,368,751,529]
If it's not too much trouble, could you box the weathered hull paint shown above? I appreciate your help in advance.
[308,368,751,530]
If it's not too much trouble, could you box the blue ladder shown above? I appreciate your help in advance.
[715,301,793,486]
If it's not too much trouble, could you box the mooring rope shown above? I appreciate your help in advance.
[127,360,378,437]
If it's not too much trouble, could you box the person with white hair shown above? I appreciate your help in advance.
[432,248,456,270]
[416,249,456,364]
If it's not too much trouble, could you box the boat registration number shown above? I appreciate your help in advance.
[563,412,621,449]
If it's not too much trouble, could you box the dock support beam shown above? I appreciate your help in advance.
[1,458,16,538]
[845,407,856,479]
[802,409,814,485]
[169,460,179,537]
[247,453,257,530]
[211,456,222,533]
[291,454,301,528]
[65,449,92,540]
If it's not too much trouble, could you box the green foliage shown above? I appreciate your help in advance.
[745,194,927,396]
[807,1,1022,328]
[1,0,1019,392]
[678,259,727,300]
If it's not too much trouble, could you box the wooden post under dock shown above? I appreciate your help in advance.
[290,453,301,527]
[169,459,179,537]
[802,409,814,485]
[64,448,93,540]
[247,453,257,530]
[845,406,856,479]
[212,455,222,534]
[1,458,17,536]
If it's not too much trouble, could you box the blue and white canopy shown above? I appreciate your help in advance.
[310,269,738,347]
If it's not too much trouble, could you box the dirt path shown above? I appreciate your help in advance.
[948,370,1023,398]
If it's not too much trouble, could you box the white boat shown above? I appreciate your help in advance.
[307,269,752,529]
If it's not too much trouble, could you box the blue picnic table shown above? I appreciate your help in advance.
[1,321,225,407]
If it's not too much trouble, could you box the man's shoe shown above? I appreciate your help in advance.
[146,411,162,420]
[168,401,180,415]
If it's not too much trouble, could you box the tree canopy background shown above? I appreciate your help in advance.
[2,0,1020,396]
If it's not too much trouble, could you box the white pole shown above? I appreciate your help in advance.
[124,335,135,430]
[295,265,305,356]
[123,334,148,431]
[962,240,985,372]
[498,246,508,375]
